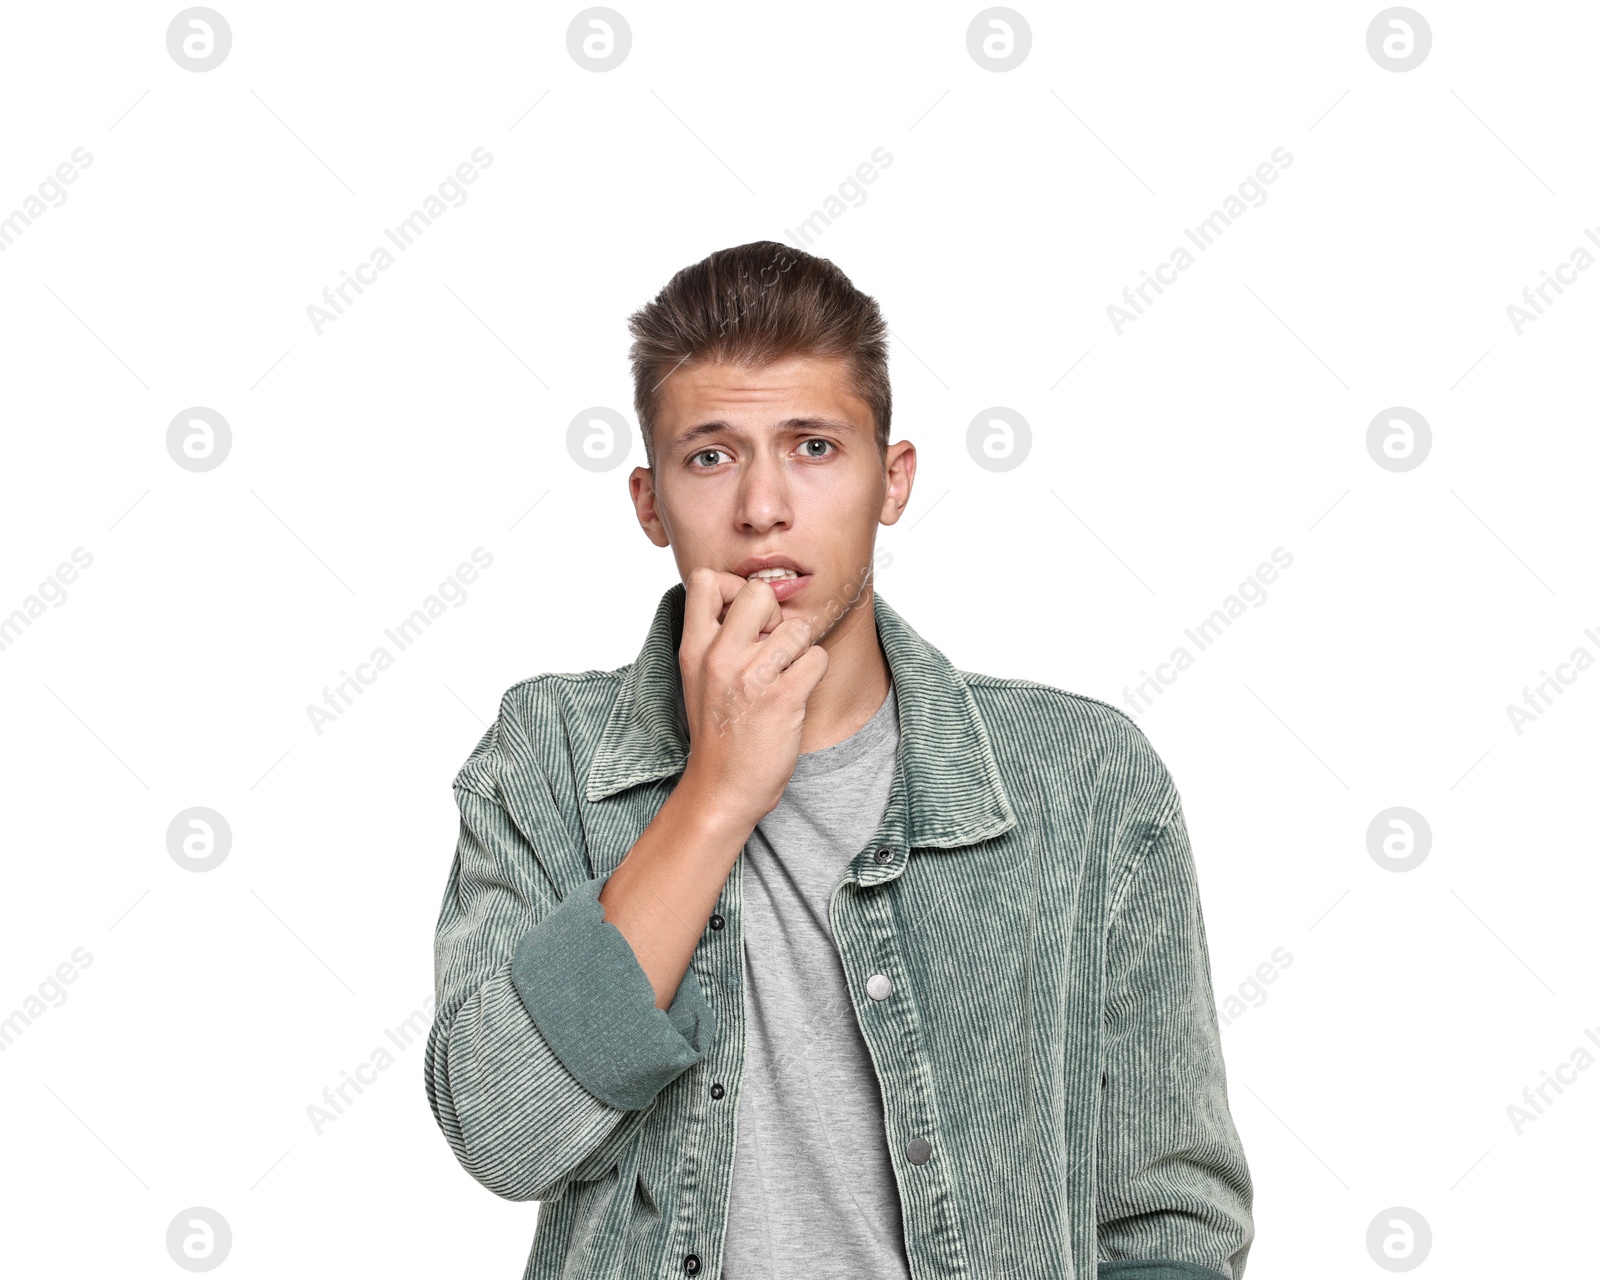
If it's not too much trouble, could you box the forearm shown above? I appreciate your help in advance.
[428,777,723,1201]
[599,768,753,1010]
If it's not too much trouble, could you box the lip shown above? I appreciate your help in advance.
[731,553,808,578]
[761,573,810,604]
[730,554,811,605]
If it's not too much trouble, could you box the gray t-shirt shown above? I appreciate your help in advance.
[717,682,911,1280]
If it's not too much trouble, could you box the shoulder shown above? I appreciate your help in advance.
[452,665,628,799]
[959,668,1150,757]
[958,670,1181,823]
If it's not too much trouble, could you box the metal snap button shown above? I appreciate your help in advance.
[866,973,893,1001]
[906,1136,932,1165]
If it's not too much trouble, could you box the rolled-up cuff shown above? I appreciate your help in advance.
[511,875,717,1112]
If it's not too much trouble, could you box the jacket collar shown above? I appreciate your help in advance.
[584,581,1017,852]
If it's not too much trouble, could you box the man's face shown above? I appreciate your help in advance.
[629,353,914,645]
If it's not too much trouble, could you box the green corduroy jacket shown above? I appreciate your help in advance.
[425,581,1254,1280]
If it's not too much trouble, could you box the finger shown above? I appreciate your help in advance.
[718,575,785,646]
[682,567,751,652]
[748,615,817,683]
[776,641,829,700]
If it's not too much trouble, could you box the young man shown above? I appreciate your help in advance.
[425,242,1254,1280]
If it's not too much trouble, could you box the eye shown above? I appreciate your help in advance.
[798,438,835,458]
[690,448,729,468]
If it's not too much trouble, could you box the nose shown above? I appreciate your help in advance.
[734,450,792,534]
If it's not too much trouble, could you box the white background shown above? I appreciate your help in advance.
[1,1,1595,1275]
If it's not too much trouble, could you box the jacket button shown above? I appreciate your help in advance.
[874,846,894,863]
[906,1136,932,1165]
[708,914,724,931]
[866,973,893,1000]
[710,1082,725,1100]
[683,1254,701,1275]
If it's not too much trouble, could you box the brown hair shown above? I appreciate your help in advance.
[626,241,891,470]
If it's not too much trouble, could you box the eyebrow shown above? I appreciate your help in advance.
[667,415,858,451]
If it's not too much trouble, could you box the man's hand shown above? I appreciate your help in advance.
[677,566,829,827]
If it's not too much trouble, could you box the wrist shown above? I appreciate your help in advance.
[671,765,759,845]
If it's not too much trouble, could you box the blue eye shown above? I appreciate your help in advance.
[800,439,834,457]
[691,449,727,467]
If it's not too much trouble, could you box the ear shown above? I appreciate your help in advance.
[629,466,672,548]
[879,440,916,525]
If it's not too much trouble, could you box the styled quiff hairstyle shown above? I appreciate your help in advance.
[626,241,891,471]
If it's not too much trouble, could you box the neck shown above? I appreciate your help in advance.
[798,586,892,755]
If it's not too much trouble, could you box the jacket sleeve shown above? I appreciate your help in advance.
[424,731,717,1203]
[1096,788,1255,1280]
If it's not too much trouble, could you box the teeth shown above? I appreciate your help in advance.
[748,568,799,581]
